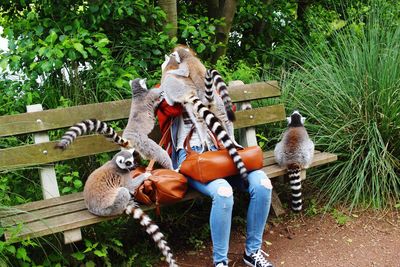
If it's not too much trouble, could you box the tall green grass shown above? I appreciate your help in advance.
[281,7,400,208]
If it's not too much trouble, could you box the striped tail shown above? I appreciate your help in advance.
[204,69,215,104]
[207,69,235,122]
[188,95,248,184]
[287,163,302,212]
[55,119,130,150]
[126,206,178,267]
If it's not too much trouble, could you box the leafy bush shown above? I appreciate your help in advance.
[281,5,400,208]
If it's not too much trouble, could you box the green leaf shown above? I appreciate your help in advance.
[71,251,85,261]
[54,48,64,58]
[86,261,95,267]
[152,49,161,55]
[63,175,73,183]
[73,43,88,58]
[94,249,107,257]
[96,38,109,48]
[111,238,123,247]
[46,31,58,44]
[395,203,400,209]
[73,180,83,189]
[6,245,16,255]
[197,43,206,53]
[61,187,72,194]
[16,247,31,262]
[0,58,8,70]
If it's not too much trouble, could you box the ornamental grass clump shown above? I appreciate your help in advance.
[282,8,400,208]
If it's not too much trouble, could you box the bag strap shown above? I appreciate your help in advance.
[145,120,172,172]
[184,126,224,153]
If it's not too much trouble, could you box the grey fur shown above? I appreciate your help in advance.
[84,150,178,267]
[160,55,249,184]
[122,78,173,169]
[274,110,314,211]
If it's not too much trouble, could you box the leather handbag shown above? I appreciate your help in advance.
[132,123,187,212]
[179,128,263,183]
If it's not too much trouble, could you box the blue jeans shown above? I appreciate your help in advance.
[177,146,273,264]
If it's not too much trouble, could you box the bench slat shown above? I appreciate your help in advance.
[0,105,285,170]
[0,81,280,137]
[264,152,338,178]
[3,190,202,242]
[229,81,280,102]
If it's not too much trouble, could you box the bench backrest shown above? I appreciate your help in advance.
[0,81,284,172]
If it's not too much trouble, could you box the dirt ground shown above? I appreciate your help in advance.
[159,210,400,267]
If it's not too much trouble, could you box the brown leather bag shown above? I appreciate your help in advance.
[179,129,263,183]
[132,123,187,212]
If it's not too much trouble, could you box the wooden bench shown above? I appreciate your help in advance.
[0,80,337,244]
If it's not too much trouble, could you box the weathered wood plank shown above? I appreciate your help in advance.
[0,106,285,170]
[2,200,86,227]
[0,100,131,138]
[4,190,202,242]
[263,152,338,178]
[0,192,84,218]
[263,151,322,166]
[234,104,285,129]
[229,81,280,103]
[0,81,280,137]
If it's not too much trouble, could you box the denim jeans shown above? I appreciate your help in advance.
[176,146,273,264]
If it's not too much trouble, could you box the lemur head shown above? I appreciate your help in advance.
[286,110,306,127]
[112,149,138,171]
[130,78,148,97]
[173,44,196,57]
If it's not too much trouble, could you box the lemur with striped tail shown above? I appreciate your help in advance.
[56,79,173,170]
[171,45,235,121]
[55,118,131,150]
[82,149,178,267]
[161,53,249,185]
[274,110,314,211]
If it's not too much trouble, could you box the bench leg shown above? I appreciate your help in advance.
[64,228,83,244]
[271,189,286,217]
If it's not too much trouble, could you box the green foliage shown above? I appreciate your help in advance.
[280,4,400,208]
[331,209,351,226]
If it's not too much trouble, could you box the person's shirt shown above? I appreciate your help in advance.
[176,111,214,150]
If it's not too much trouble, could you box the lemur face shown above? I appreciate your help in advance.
[287,110,306,127]
[114,150,137,171]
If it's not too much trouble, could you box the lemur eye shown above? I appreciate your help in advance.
[125,161,132,167]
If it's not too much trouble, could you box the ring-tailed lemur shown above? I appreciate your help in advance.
[274,110,314,212]
[122,78,173,169]
[171,45,235,121]
[83,149,178,267]
[161,54,240,149]
[55,79,173,170]
[161,54,249,185]
[55,119,131,150]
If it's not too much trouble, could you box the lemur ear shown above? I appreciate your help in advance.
[301,117,306,124]
[286,116,292,125]
[139,78,147,89]
[164,54,170,61]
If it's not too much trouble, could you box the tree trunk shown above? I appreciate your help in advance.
[211,0,237,63]
[206,0,220,19]
[159,0,178,38]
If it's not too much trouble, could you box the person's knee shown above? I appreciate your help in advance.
[217,186,233,197]
[248,170,273,196]
[210,181,234,208]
